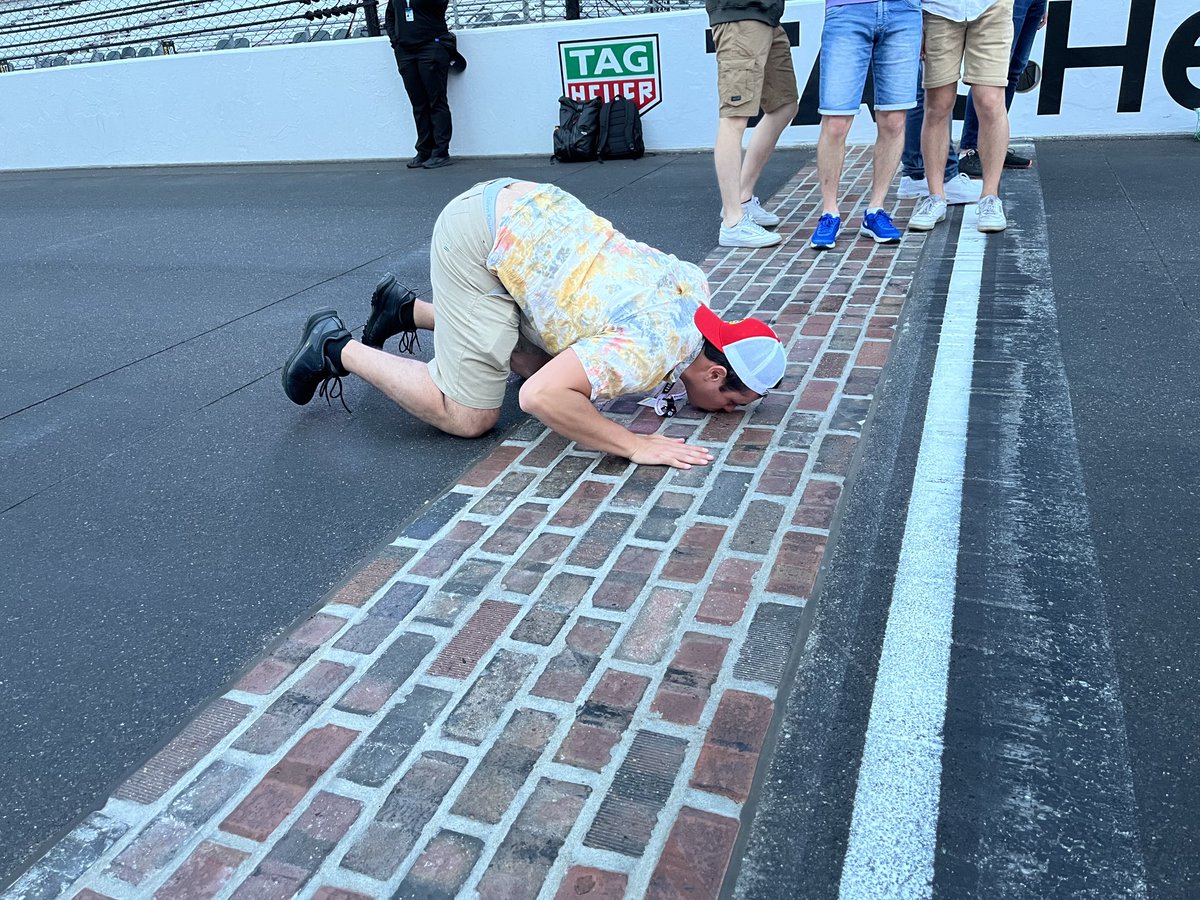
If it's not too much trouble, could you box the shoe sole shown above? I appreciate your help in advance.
[907,214,946,232]
[1003,161,1033,169]
[282,307,338,404]
[858,227,900,244]
[720,236,782,248]
[977,222,1008,233]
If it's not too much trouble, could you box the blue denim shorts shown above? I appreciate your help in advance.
[818,0,923,116]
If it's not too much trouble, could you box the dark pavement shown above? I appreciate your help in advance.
[0,150,811,886]
[733,137,1200,900]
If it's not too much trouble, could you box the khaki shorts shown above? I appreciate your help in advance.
[923,0,1015,89]
[427,182,525,410]
[713,20,799,118]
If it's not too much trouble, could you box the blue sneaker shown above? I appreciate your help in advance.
[809,213,841,249]
[860,208,902,243]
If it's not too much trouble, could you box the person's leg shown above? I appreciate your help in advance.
[341,342,498,437]
[815,4,873,216]
[868,111,907,209]
[395,47,433,159]
[922,84,958,198]
[901,86,926,181]
[817,116,853,215]
[416,42,453,159]
[920,12,967,198]
[716,116,751,227]
[867,1,922,209]
[969,85,1008,197]
[1005,0,1043,109]
[963,0,1015,198]
[739,25,800,202]
[961,91,980,152]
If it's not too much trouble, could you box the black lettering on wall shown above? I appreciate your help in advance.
[1162,12,1200,110]
[1039,0,1156,115]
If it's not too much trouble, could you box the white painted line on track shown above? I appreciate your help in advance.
[837,209,986,900]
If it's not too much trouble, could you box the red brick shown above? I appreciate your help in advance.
[459,444,524,487]
[329,549,410,607]
[235,661,353,754]
[311,888,373,900]
[726,427,774,469]
[502,533,573,594]
[550,480,614,528]
[556,722,622,772]
[800,314,835,336]
[767,531,826,598]
[797,379,838,413]
[481,502,551,554]
[399,830,484,897]
[411,521,488,578]
[592,546,660,611]
[616,588,690,664]
[647,808,740,900]
[690,690,774,802]
[427,600,520,678]
[696,558,760,626]
[866,315,897,339]
[651,633,730,725]
[556,866,629,899]
[855,339,891,368]
[154,841,248,900]
[556,670,650,771]
[757,451,807,496]
[235,658,296,694]
[815,433,859,477]
[814,352,850,379]
[845,365,881,397]
[793,479,842,530]
[788,337,823,364]
[661,524,726,584]
[220,725,358,841]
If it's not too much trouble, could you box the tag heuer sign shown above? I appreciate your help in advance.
[559,35,661,114]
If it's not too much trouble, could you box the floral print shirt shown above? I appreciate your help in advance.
[488,184,709,400]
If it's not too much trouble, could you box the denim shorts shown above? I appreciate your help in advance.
[818,0,923,116]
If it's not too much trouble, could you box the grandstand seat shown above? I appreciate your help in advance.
[215,38,230,50]
[120,47,136,58]
[292,32,308,42]
[232,37,249,48]
[312,29,331,41]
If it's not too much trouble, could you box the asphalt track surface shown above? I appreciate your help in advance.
[732,137,1200,900]
[0,150,810,886]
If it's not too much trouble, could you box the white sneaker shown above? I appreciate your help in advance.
[719,213,782,248]
[909,195,947,231]
[977,194,1007,233]
[741,195,781,227]
[945,172,983,206]
[898,175,929,199]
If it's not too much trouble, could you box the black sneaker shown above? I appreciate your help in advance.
[957,149,982,178]
[282,309,351,408]
[1004,147,1033,169]
[422,155,452,169]
[406,154,429,169]
[364,273,420,353]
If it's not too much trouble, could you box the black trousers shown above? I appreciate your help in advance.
[394,42,452,158]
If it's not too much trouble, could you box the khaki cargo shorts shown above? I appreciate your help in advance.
[713,20,799,118]
[427,182,527,410]
[923,0,1015,89]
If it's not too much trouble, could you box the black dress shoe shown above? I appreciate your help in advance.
[406,154,429,169]
[422,155,453,169]
[364,273,420,353]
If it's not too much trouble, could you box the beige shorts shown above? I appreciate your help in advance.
[713,20,799,118]
[427,182,525,410]
[923,0,1015,89]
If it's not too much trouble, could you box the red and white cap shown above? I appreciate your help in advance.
[694,305,786,395]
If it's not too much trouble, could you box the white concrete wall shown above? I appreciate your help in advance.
[1,0,1196,171]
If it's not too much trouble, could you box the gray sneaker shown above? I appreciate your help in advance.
[909,195,947,231]
[720,213,782,248]
[741,195,781,227]
[977,194,1008,233]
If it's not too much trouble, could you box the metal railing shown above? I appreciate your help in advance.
[0,0,704,72]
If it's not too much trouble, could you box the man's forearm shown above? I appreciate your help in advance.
[520,384,642,459]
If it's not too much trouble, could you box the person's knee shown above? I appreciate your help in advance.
[971,86,1007,118]
[445,406,498,439]
[924,86,956,118]
[820,115,853,140]
[875,110,906,139]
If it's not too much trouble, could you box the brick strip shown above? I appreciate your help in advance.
[427,599,520,678]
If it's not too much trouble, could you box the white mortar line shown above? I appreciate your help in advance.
[838,209,985,900]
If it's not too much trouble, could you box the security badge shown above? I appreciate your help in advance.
[404,0,413,22]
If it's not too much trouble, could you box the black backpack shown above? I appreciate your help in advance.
[597,97,645,161]
[552,96,601,162]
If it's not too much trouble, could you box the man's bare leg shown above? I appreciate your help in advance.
[740,100,799,204]
[340,340,498,438]
[968,84,1008,198]
[716,116,751,227]
[922,83,959,198]
[817,114,854,215]
[868,109,908,209]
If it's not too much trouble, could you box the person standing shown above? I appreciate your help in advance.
[897,63,983,205]
[708,0,800,249]
[384,0,453,169]
[913,0,1015,233]
[956,0,1047,174]
[808,0,924,250]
